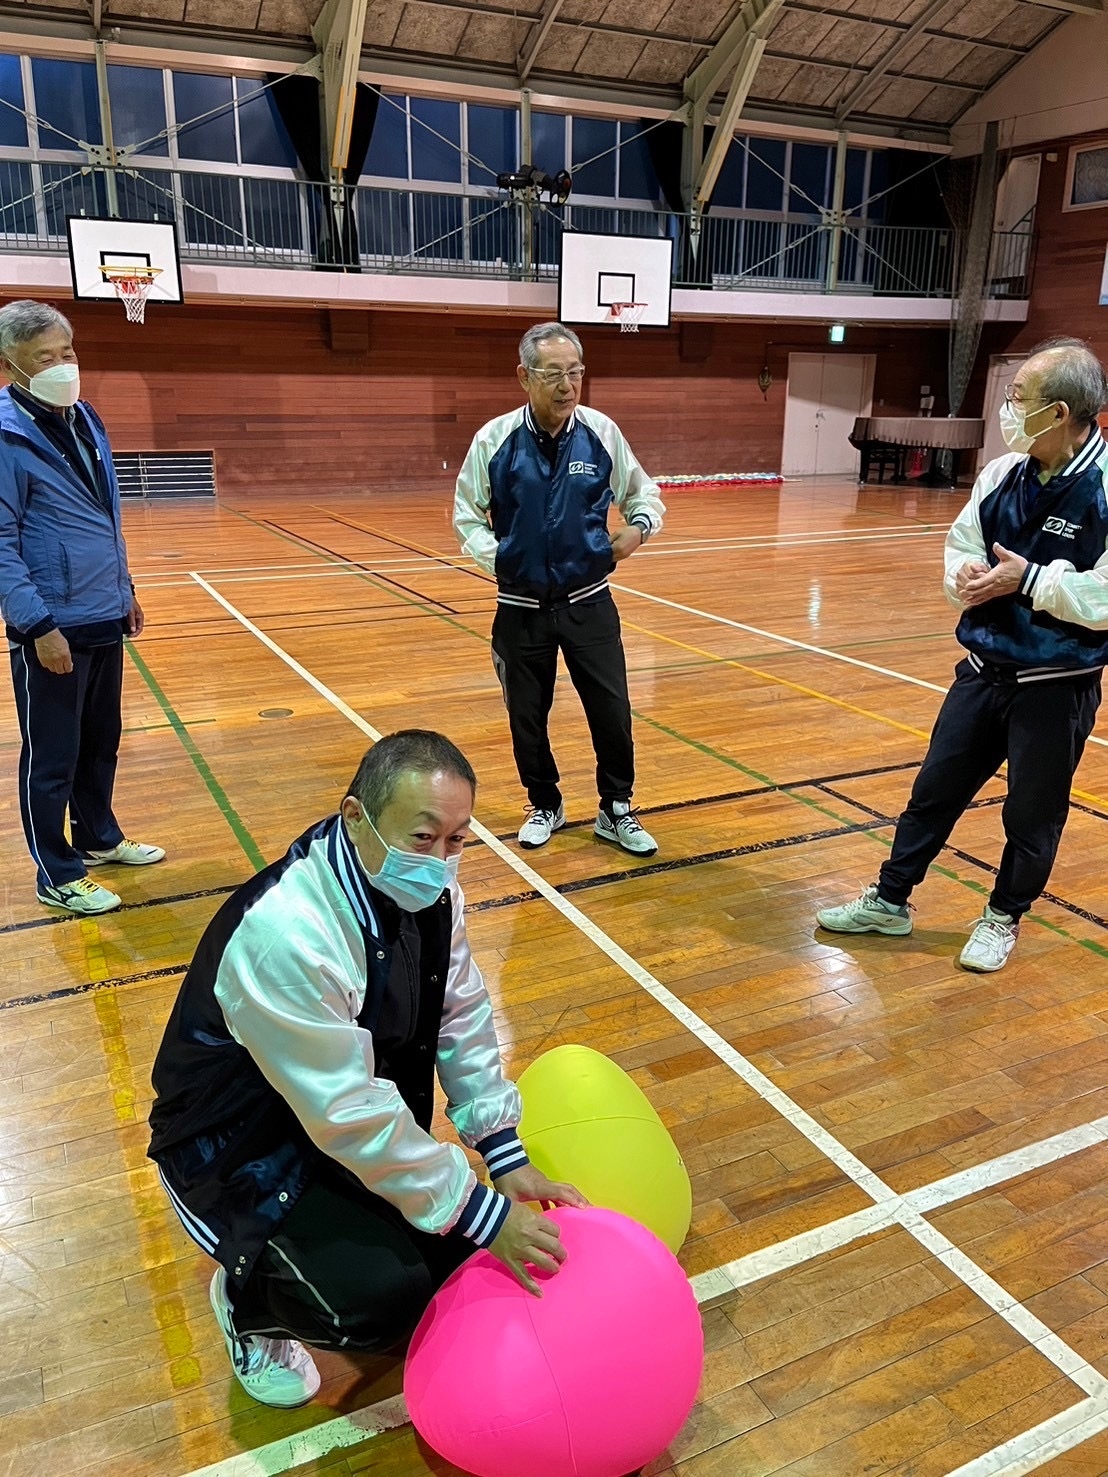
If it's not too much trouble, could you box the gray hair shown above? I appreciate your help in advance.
[519,321,583,369]
[347,729,476,822]
[1026,337,1108,428]
[0,300,73,359]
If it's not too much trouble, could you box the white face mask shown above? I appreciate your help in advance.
[999,398,1055,456]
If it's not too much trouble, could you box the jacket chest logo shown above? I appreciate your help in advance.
[1042,516,1081,539]
[568,461,597,476]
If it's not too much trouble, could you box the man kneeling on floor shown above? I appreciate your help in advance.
[818,337,1108,973]
[148,730,584,1407]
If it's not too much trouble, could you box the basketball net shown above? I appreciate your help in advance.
[608,302,647,334]
[101,266,162,325]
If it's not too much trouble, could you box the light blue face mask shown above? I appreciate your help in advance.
[356,813,460,912]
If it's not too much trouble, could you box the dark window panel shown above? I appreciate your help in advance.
[0,54,28,149]
[173,72,236,163]
[714,137,746,209]
[237,79,298,169]
[571,117,616,197]
[744,137,786,211]
[181,170,243,247]
[117,169,175,222]
[617,121,658,201]
[0,160,36,235]
[788,141,830,214]
[364,93,408,178]
[531,113,566,174]
[411,192,464,259]
[41,162,104,235]
[32,59,102,150]
[107,64,169,157]
[243,177,302,250]
[357,187,412,257]
[410,98,461,183]
[467,104,517,187]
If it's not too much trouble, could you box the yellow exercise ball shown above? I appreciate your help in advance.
[517,1044,692,1254]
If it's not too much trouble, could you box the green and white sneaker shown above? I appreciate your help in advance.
[37,877,122,915]
[209,1269,320,1409]
[817,884,912,936]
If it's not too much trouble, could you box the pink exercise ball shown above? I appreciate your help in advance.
[404,1206,703,1477]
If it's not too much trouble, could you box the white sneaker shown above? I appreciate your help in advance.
[81,838,166,866]
[594,801,658,856]
[518,804,566,849]
[959,905,1018,973]
[37,877,122,915]
[817,884,913,936]
[209,1269,320,1409]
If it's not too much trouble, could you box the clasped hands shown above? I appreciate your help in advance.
[955,544,1028,609]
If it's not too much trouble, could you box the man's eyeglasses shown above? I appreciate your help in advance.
[527,366,585,386]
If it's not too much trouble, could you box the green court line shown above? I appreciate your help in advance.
[212,511,1108,958]
[123,718,217,735]
[125,642,266,873]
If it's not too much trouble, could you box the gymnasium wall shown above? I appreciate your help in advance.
[1006,131,1107,360]
[68,301,951,495]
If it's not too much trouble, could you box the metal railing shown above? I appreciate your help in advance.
[0,161,1034,300]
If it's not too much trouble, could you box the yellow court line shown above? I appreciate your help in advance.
[311,508,1108,814]
[621,617,1108,814]
[621,616,934,742]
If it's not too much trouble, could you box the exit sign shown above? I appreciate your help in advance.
[829,324,846,344]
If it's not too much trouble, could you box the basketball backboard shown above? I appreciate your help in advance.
[558,231,673,329]
[67,217,184,306]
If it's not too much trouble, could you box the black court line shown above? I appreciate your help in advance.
[492,759,924,841]
[0,963,189,1012]
[0,884,238,937]
[814,782,1108,934]
[265,521,462,616]
[325,513,492,588]
[2,817,893,1010]
[0,762,921,940]
[469,817,892,914]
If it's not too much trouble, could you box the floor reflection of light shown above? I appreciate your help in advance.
[808,579,822,626]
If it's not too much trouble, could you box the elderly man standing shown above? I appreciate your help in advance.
[0,300,163,915]
[818,337,1108,972]
[454,321,665,854]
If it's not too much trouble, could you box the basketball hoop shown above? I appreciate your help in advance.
[608,302,647,334]
[100,265,162,325]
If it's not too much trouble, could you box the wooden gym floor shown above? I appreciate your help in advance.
[4,480,1108,1477]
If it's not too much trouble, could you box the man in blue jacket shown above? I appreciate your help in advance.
[454,322,665,854]
[818,338,1108,972]
[0,300,163,915]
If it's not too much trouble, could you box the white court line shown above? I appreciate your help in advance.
[636,529,945,557]
[184,571,1108,1476]
[158,535,945,588]
[613,581,1108,752]
[945,1393,1108,1477]
[132,528,944,586]
[650,522,937,545]
[180,1395,411,1477]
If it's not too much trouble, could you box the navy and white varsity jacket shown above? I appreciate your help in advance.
[944,427,1108,680]
[454,404,665,607]
[148,817,527,1287]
